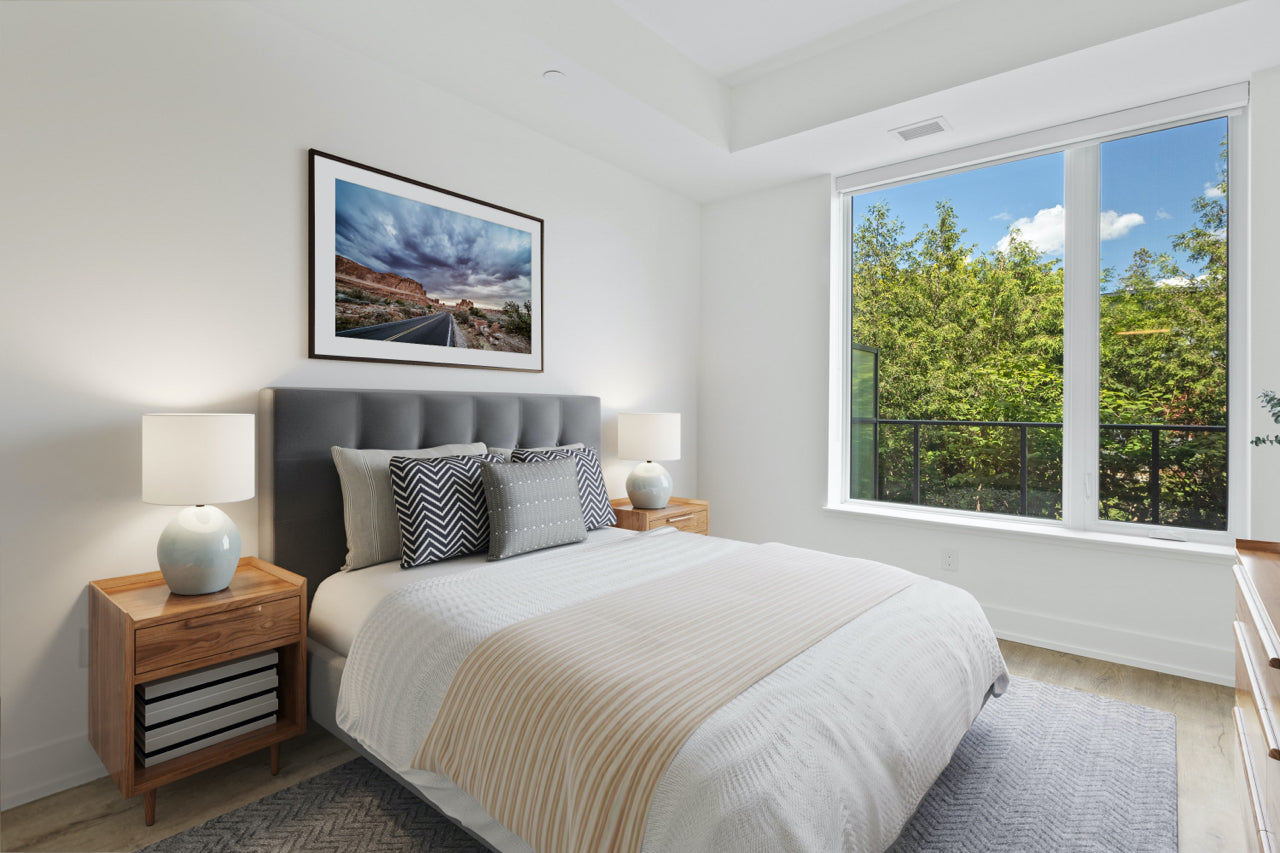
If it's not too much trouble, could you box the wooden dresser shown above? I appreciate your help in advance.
[1235,539,1280,852]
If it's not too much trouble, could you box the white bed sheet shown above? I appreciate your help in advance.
[331,529,1009,853]
[308,526,635,656]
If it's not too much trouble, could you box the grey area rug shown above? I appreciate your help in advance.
[141,677,1176,853]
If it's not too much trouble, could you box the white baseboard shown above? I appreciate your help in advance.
[1,731,107,811]
[984,603,1233,686]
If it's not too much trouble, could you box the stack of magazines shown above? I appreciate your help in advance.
[134,651,279,767]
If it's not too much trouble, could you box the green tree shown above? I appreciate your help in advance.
[849,135,1228,528]
[502,300,532,339]
[1096,140,1227,527]
[851,200,1065,516]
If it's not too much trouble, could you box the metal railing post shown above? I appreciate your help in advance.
[1149,426,1161,525]
[912,423,921,505]
[1020,425,1029,516]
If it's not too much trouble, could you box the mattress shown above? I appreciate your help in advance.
[308,526,635,657]
[324,528,1008,853]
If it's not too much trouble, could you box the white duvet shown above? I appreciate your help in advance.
[336,529,1008,853]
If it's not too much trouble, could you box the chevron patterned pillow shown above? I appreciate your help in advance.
[509,447,617,530]
[389,453,505,568]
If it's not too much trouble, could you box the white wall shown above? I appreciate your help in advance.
[699,73,1280,690]
[1250,66,1280,534]
[0,2,702,809]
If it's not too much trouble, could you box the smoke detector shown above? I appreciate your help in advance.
[891,116,950,142]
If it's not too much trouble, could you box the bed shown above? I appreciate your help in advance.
[259,387,1008,853]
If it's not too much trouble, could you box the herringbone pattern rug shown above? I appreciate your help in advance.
[889,676,1177,853]
[141,677,1175,852]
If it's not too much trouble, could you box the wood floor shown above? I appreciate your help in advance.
[0,639,1244,852]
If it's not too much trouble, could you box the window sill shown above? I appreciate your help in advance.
[821,500,1235,562]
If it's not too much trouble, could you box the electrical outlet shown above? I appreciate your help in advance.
[80,628,89,668]
[941,548,958,573]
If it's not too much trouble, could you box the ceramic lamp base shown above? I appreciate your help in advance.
[157,505,241,595]
[626,461,673,509]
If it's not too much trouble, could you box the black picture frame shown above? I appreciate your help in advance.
[309,149,543,372]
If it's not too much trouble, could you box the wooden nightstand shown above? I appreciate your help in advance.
[88,557,306,825]
[610,497,709,535]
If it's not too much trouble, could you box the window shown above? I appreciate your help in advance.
[1096,121,1229,531]
[836,93,1244,543]
[848,151,1065,518]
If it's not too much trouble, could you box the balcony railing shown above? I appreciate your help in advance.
[852,417,1227,527]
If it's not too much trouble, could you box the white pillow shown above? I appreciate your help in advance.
[331,442,486,570]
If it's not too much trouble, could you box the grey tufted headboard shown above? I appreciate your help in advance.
[258,387,602,604]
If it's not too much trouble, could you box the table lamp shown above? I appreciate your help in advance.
[617,412,680,509]
[142,413,255,595]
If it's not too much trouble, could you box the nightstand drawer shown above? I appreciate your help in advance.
[611,497,710,536]
[135,597,300,675]
[660,510,708,534]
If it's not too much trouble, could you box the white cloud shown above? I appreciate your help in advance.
[1204,182,1225,199]
[996,206,1144,255]
[1156,274,1207,288]
[997,205,1064,255]
[990,212,1011,221]
[1100,210,1144,240]
[1155,208,1172,220]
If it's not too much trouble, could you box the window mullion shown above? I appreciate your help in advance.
[1227,110,1249,538]
[1062,145,1101,531]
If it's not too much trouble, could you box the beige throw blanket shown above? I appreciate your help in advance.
[413,541,918,853]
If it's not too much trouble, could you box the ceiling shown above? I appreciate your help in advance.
[252,0,1280,202]
[610,0,947,78]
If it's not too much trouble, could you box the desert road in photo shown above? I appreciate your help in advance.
[336,311,454,346]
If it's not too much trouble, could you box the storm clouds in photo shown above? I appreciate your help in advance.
[335,179,533,306]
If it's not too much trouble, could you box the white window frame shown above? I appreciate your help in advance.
[827,84,1249,546]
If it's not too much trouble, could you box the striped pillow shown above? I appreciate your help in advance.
[389,453,504,567]
[510,447,616,530]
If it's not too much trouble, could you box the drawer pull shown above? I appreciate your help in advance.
[1237,564,1280,666]
[666,514,696,523]
[1235,620,1280,759]
[184,606,262,629]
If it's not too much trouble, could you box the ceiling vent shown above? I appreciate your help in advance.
[892,117,950,142]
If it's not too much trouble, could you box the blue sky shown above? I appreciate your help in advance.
[335,180,532,308]
[852,117,1227,289]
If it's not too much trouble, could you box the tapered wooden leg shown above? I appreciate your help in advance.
[270,743,280,776]
[144,790,156,826]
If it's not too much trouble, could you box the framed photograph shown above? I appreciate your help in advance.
[309,149,543,371]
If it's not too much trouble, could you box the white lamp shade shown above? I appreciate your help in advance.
[617,412,681,461]
[142,413,255,505]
